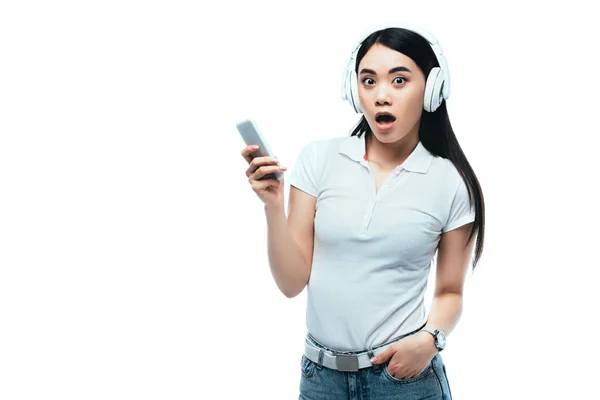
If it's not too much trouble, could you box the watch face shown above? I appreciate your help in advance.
[437,332,446,348]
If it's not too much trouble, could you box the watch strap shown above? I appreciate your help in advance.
[421,326,445,351]
[421,326,439,336]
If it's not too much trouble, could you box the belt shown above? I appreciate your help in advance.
[303,323,426,372]
[304,337,394,372]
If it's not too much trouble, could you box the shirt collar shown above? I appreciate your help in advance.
[339,134,434,174]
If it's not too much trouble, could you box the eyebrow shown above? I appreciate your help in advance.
[359,66,412,75]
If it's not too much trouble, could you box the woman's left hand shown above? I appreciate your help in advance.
[369,331,438,379]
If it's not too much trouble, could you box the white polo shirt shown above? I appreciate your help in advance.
[287,133,476,352]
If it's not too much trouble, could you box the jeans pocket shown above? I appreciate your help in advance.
[382,359,434,384]
[300,354,316,378]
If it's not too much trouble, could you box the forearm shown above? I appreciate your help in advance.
[416,292,463,351]
[264,204,310,298]
[426,292,463,337]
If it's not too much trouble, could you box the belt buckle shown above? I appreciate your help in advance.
[335,353,359,372]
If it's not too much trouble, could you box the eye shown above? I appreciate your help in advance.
[362,78,375,85]
[393,77,406,84]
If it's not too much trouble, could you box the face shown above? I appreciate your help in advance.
[357,43,426,143]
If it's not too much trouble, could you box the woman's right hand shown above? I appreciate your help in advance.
[241,145,288,207]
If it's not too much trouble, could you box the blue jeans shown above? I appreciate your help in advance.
[299,332,453,400]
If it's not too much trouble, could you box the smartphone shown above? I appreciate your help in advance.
[236,119,283,180]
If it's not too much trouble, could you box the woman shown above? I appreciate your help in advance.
[240,23,485,400]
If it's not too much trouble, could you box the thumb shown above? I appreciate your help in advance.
[370,347,394,364]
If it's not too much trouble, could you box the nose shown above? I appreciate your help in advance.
[375,83,392,106]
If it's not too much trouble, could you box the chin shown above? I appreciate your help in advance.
[371,128,407,143]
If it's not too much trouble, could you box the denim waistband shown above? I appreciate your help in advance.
[306,322,427,355]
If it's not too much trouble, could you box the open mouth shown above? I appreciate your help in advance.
[375,112,396,131]
[375,113,396,123]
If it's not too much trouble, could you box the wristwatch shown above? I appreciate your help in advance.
[421,326,446,352]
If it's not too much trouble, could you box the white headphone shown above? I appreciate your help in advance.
[341,23,451,114]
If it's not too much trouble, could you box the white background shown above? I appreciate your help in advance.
[1,1,598,399]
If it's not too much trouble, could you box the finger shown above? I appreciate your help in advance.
[250,177,280,192]
[399,367,416,379]
[389,366,406,379]
[371,348,394,364]
[387,365,397,378]
[245,156,280,177]
[251,164,287,181]
[241,145,260,164]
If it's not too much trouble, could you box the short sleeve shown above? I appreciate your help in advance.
[442,178,476,233]
[286,141,319,198]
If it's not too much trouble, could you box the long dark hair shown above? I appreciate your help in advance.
[350,27,485,271]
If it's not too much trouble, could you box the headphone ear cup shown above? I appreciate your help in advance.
[349,70,362,113]
[342,57,353,101]
[424,67,444,112]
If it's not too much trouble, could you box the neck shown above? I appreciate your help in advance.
[365,130,420,170]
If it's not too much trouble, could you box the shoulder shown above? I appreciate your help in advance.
[287,136,345,195]
[428,156,476,232]
[429,154,465,190]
